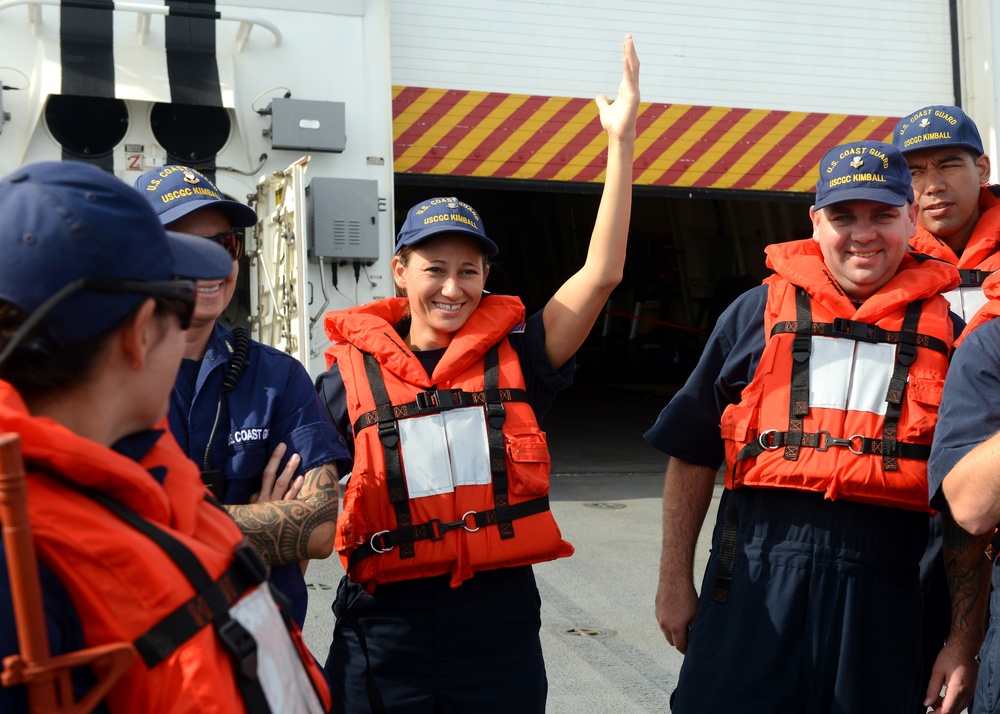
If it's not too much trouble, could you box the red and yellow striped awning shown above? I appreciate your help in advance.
[393,86,899,193]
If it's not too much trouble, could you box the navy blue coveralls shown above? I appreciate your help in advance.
[170,322,348,627]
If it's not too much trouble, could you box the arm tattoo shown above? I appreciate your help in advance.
[942,511,991,634]
[226,463,341,565]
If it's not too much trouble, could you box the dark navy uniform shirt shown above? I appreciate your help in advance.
[170,321,349,625]
[928,317,1000,510]
[644,285,768,464]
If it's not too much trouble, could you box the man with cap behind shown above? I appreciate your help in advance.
[891,104,995,714]
[0,161,330,712]
[135,165,349,629]
[894,105,997,320]
[649,140,973,712]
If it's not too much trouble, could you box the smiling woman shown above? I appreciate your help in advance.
[314,33,641,714]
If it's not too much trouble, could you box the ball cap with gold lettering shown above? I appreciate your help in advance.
[395,197,499,256]
[892,105,984,157]
[813,140,914,210]
[135,165,258,228]
[0,161,233,350]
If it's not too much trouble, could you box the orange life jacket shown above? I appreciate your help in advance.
[910,185,1000,320]
[719,240,958,511]
[324,295,574,591]
[0,382,331,713]
[956,271,1000,345]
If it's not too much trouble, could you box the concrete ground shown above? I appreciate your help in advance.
[299,380,723,712]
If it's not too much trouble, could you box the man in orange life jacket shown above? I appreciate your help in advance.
[0,161,330,713]
[893,105,996,321]
[647,140,980,713]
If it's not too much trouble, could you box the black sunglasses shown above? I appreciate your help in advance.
[0,276,197,368]
[207,229,244,261]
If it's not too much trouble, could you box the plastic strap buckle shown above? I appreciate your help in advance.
[217,618,258,680]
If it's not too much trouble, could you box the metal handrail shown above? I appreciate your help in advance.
[0,0,282,51]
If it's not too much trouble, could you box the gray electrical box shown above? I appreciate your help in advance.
[270,97,346,153]
[308,178,379,261]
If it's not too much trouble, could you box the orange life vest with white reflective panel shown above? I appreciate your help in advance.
[719,240,958,511]
[0,382,331,714]
[910,185,1000,320]
[324,296,574,591]
[955,271,1000,345]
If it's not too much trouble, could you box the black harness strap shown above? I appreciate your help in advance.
[881,301,923,471]
[134,544,266,668]
[363,352,415,559]
[483,345,514,539]
[340,610,388,714]
[711,489,739,603]
[769,304,949,357]
[350,386,528,437]
[735,430,931,463]
[782,287,813,461]
[83,489,273,714]
[348,496,551,569]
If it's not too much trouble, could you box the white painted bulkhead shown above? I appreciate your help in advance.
[0,0,395,378]
[388,0,954,117]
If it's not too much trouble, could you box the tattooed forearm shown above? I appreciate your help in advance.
[226,462,341,565]
[942,511,991,636]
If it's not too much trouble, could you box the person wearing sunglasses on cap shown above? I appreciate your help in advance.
[135,165,348,630]
[0,161,331,713]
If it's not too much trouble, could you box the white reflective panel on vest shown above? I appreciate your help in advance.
[397,406,491,498]
[943,286,988,322]
[229,587,325,714]
[808,336,894,415]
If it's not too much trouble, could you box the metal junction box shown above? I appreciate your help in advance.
[307,177,379,261]
[270,97,346,153]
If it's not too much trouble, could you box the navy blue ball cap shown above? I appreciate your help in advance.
[813,141,914,210]
[892,105,984,156]
[395,197,499,256]
[0,160,233,349]
[134,164,258,228]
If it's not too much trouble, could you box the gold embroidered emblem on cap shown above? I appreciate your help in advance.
[850,156,864,170]
[919,118,931,129]
[183,170,200,185]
